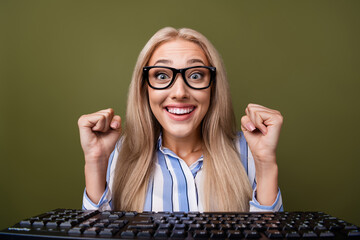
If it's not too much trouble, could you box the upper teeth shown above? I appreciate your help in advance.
[167,107,194,115]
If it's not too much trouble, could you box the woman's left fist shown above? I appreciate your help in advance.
[240,103,283,163]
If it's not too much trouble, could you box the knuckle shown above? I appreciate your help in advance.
[77,115,87,125]
[276,114,284,123]
[246,103,255,111]
[100,114,106,122]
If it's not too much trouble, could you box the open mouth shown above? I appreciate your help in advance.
[165,107,195,115]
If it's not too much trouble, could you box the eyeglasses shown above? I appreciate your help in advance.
[143,66,216,90]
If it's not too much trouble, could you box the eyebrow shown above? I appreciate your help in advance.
[187,59,206,65]
[154,59,172,66]
[153,58,206,66]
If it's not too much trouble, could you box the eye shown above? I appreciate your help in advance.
[189,72,203,80]
[155,73,171,80]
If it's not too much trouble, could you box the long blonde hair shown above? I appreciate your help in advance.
[112,27,252,211]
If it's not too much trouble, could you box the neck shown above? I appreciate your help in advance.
[162,129,203,166]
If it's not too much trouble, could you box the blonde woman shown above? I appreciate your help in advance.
[78,27,283,212]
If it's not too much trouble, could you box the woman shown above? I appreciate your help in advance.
[78,27,283,212]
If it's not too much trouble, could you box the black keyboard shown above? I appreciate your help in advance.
[0,209,359,239]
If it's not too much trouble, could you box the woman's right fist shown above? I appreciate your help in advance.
[78,108,121,164]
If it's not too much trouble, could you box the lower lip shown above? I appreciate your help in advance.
[164,108,196,121]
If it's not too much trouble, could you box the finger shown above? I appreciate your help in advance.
[247,105,283,127]
[246,105,278,135]
[79,113,111,133]
[254,111,268,135]
[245,108,267,135]
[91,114,110,132]
[246,105,279,118]
[110,115,121,132]
[241,115,256,132]
[92,109,115,132]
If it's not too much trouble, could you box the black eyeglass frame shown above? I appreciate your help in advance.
[143,65,216,90]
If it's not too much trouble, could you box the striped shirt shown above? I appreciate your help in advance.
[82,132,283,212]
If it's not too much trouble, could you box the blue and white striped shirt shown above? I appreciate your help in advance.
[82,132,283,212]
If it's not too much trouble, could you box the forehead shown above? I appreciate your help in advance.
[148,39,209,66]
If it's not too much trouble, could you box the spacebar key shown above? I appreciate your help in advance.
[128,223,157,229]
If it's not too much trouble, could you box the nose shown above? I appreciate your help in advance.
[169,73,190,99]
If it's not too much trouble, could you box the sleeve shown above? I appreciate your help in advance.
[82,143,119,211]
[237,132,284,212]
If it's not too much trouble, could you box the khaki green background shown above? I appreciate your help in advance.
[1,0,359,230]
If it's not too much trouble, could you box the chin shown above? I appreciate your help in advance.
[163,125,197,139]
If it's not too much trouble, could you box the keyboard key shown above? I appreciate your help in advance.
[313,224,328,231]
[83,227,100,236]
[59,221,72,229]
[219,223,232,231]
[204,223,217,231]
[301,230,318,238]
[127,223,157,229]
[158,223,171,229]
[45,221,58,228]
[318,231,335,237]
[227,230,242,239]
[114,219,129,225]
[265,223,280,230]
[174,223,186,229]
[121,230,137,238]
[188,223,202,231]
[99,228,119,236]
[125,211,137,217]
[19,220,32,227]
[171,229,187,238]
[234,223,247,230]
[193,229,209,238]
[32,221,45,227]
[210,230,226,238]
[249,223,264,231]
[265,229,283,238]
[154,229,170,238]
[243,229,260,238]
[93,222,108,228]
[67,227,83,235]
[283,230,301,238]
[108,214,119,220]
[347,229,360,237]
[345,225,359,230]
[101,211,111,216]
[137,229,154,238]
[108,223,125,229]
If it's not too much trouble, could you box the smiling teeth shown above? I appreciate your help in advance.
[167,107,194,115]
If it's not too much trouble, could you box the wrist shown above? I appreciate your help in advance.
[84,161,108,204]
[84,152,110,164]
[84,159,108,174]
[254,158,278,177]
[254,164,278,206]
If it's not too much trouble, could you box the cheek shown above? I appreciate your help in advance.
[148,88,165,113]
[198,90,211,111]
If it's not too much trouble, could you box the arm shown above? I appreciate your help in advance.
[82,148,118,210]
[78,108,121,205]
[247,146,283,212]
[240,104,283,207]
